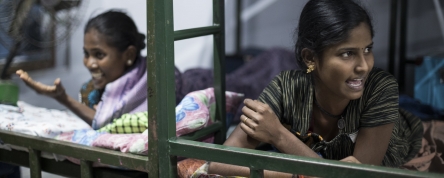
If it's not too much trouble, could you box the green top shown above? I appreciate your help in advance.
[258,67,423,167]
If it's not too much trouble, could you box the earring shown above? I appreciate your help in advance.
[127,60,133,66]
[306,64,315,73]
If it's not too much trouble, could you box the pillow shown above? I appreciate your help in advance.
[197,88,244,126]
[96,87,244,136]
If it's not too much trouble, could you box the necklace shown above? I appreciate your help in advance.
[313,97,346,130]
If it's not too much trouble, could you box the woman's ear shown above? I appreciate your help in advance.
[124,45,137,63]
[301,48,315,67]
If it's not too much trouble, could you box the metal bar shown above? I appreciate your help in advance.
[0,148,147,178]
[236,0,242,54]
[147,0,177,177]
[169,139,443,178]
[0,130,147,172]
[28,148,42,178]
[174,26,220,41]
[250,168,264,178]
[399,0,408,93]
[80,160,93,178]
[179,122,223,141]
[388,0,398,75]
[212,0,227,145]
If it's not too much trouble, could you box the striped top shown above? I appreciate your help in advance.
[258,67,423,167]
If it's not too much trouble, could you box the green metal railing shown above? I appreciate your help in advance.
[0,0,442,178]
[0,130,147,178]
[147,0,443,178]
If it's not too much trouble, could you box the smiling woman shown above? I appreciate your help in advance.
[207,0,423,177]
[15,10,148,129]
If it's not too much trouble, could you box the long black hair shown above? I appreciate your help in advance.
[84,10,146,58]
[295,0,374,69]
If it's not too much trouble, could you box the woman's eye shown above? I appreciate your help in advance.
[95,52,105,59]
[364,47,372,53]
[341,51,352,58]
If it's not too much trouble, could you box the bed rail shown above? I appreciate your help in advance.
[147,0,443,177]
[0,130,147,178]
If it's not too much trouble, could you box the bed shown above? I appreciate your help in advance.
[0,0,442,177]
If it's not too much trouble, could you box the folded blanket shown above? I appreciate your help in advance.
[0,101,91,138]
[93,57,148,129]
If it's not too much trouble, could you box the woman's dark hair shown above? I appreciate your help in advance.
[295,0,374,69]
[84,10,146,57]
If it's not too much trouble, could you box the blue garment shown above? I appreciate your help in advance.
[399,94,444,121]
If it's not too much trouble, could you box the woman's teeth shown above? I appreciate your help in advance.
[91,72,103,79]
[346,79,363,87]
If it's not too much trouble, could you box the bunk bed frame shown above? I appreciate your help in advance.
[0,0,442,177]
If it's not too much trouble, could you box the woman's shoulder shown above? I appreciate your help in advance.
[366,67,398,87]
[275,69,310,83]
[364,67,398,95]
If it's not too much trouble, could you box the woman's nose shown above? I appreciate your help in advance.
[85,57,98,69]
[355,54,369,73]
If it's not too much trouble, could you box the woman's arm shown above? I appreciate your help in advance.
[16,70,95,125]
[55,93,95,125]
[208,99,320,177]
[353,123,394,165]
[208,124,295,178]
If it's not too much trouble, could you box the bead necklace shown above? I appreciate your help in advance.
[313,97,346,130]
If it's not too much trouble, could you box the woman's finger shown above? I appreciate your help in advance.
[241,105,259,122]
[240,121,254,136]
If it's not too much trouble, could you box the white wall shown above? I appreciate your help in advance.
[14,0,444,109]
[14,0,216,109]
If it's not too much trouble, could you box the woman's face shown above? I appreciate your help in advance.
[83,29,127,89]
[313,22,374,100]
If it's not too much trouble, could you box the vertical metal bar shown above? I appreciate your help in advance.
[147,0,177,177]
[388,0,398,75]
[80,160,93,178]
[399,0,408,93]
[28,148,42,178]
[250,168,264,178]
[213,0,227,144]
[236,0,242,55]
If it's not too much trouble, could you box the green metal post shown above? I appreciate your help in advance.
[80,160,93,178]
[147,0,177,177]
[213,0,227,144]
[28,148,42,178]
[250,169,264,178]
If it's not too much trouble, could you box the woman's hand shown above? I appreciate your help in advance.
[16,70,66,99]
[240,98,285,146]
[340,156,361,164]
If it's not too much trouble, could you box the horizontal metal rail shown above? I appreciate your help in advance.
[0,149,147,178]
[174,25,220,41]
[169,139,443,178]
[0,130,148,172]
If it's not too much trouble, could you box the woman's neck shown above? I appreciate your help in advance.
[313,80,349,116]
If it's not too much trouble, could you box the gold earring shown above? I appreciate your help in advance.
[306,65,315,73]
[127,60,133,66]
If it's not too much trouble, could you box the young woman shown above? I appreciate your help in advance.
[208,0,422,177]
[16,10,148,129]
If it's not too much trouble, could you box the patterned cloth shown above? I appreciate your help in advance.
[97,112,147,133]
[0,101,91,138]
[258,68,423,167]
[91,56,148,129]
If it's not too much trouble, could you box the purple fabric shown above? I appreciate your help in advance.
[177,48,299,124]
[92,57,148,129]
